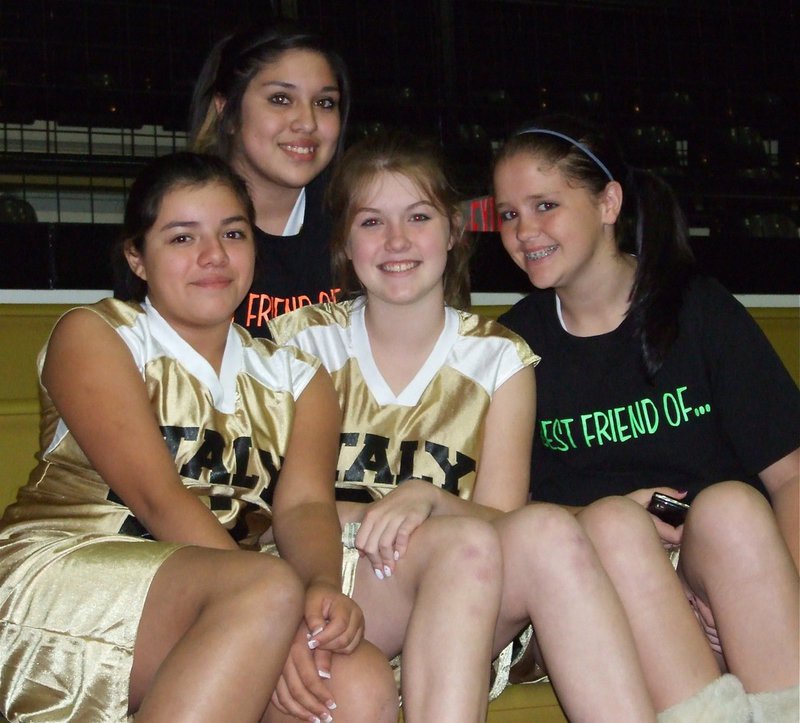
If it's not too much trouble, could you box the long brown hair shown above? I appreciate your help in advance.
[494,114,695,379]
[188,22,351,161]
[327,131,472,310]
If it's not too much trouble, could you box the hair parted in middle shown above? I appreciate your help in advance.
[188,21,351,161]
[327,130,472,310]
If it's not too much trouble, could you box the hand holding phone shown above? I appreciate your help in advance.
[647,492,690,527]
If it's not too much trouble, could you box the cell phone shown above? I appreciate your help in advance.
[647,492,690,527]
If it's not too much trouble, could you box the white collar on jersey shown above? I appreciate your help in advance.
[351,298,460,407]
[282,186,306,236]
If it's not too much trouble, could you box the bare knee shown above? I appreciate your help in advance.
[500,504,596,570]
[421,516,503,584]
[579,495,658,549]
[230,555,305,624]
[328,641,398,722]
[682,481,786,580]
[685,481,771,550]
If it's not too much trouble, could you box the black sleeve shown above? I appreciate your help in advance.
[698,280,800,475]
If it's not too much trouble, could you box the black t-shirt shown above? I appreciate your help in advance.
[498,277,800,505]
[234,171,340,338]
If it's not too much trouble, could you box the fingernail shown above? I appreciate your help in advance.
[327,700,337,710]
[322,714,333,722]
[308,638,319,649]
[311,718,321,723]
[383,565,392,578]
[310,625,324,636]
[393,550,400,561]
[374,567,384,580]
[318,668,331,679]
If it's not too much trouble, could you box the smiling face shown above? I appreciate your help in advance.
[493,151,620,292]
[125,181,255,340]
[346,171,453,310]
[230,48,341,192]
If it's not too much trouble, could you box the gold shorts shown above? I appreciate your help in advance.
[0,533,182,722]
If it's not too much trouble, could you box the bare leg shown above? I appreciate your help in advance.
[352,516,502,723]
[130,547,304,722]
[263,640,399,723]
[579,496,720,711]
[493,504,656,722]
[678,481,799,692]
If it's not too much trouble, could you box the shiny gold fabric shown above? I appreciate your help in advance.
[0,535,180,721]
[0,298,320,720]
[271,299,539,500]
[272,299,540,701]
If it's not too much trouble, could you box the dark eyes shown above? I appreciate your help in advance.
[497,202,557,223]
[268,94,338,109]
[168,229,248,244]
[358,213,431,227]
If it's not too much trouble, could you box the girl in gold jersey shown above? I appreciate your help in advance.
[0,153,398,722]
[271,131,660,721]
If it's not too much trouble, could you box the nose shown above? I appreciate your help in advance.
[198,235,228,265]
[290,100,318,133]
[384,221,411,251]
[516,212,541,243]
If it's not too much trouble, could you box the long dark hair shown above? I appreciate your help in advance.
[326,130,472,310]
[113,152,255,302]
[188,22,351,161]
[494,114,696,379]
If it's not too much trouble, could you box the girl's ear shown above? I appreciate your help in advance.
[448,211,464,251]
[601,181,623,224]
[213,93,226,116]
[124,241,147,282]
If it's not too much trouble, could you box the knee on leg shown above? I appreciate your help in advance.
[224,555,305,637]
[501,504,597,572]
[579,495,658,551]
[422,516,503,586]
[329,641,398,722]
[683,481,780,573]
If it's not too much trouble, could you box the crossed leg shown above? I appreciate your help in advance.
[130,546,304,722]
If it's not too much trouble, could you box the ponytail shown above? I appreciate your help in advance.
[187,34,230,154]
[495,114,697,379]
[622,168,695,379]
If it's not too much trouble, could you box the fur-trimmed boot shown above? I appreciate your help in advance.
[748,685,799,723]
[657,674,750,723]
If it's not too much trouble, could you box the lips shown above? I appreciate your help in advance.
[192,276,233,288]
[524,244,558,261]
[280,142,317,158]
[378,260,420,272]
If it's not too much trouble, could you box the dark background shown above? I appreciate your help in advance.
[1,0,798,293]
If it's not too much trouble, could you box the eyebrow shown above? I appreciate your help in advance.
[355,200,435,214]
[260,80,340,94]
[158,215,248,232]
